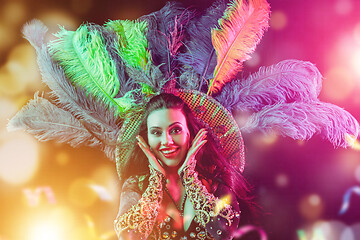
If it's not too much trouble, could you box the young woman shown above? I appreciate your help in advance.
[115,93,254,240]
[10,1,359,240]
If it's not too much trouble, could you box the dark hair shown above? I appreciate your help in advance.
[120,93,256,223]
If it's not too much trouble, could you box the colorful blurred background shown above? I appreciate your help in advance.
[0,0,359,239]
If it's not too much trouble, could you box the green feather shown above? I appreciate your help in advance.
[106,19,150,71]
[48,24,135,115]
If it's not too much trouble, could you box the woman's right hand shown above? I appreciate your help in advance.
[136,135,166,176]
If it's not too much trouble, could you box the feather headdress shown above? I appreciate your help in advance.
[8,0,360,177]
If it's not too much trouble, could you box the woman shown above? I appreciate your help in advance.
[115,93,254,240]
[9,1,359,239]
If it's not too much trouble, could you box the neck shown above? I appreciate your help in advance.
[163,165,180,179]
[164,166,184,204]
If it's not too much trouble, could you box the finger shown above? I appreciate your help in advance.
[190,130,207,151]
[136,135,149,147]
[189,139,207,158]
[191,129,207,146]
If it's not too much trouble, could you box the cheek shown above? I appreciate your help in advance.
[147,135,160,149]
[175,133,190,148]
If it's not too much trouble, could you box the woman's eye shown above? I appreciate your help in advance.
[150,130,161,136]
[171,127,182,134]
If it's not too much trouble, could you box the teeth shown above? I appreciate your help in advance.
[161,148,177,154]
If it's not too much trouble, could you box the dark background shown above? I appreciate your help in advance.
[0,0,360,239]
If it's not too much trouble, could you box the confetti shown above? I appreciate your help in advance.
[232,225,267,240]
[297,228,326,240]
[23,186,56,206]
[339,186,360,215]
[89,184,113,201]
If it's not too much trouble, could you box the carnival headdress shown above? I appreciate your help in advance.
[8,0,360,181]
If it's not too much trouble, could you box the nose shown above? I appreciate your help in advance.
[161,132,174,145]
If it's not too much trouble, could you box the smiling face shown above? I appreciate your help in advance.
[147,108,190,168]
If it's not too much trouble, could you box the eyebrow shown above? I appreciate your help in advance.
[149,122,183,129]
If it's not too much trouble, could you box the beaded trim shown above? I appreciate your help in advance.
[181,162,236,227]
[114,167,164,238]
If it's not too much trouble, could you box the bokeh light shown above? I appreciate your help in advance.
[68,178,98,208]
[334,0,353,15]
[55,151,70,166]
[299,220,360,240]
[245,52,261,67]
[341,227,356,240]
[0,133,39,185]
[28,222,63,240]
[37,10,78,40]
[299,194,324,221]
[1,1,27,26]
[274,173,289,188]
[91,164,119,201]
[71,0,94,15]
[0,22,16,52]
[354,23,360,45]
[6,43,42,93]
[270,10,287,31]
[355,165,360,182]
[322,67,355,101]
[25,206,76,240]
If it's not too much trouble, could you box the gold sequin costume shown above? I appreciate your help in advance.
[114,167,165,239]
[114,165,241,240]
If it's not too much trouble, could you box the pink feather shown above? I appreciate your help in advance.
[209,0,270,95]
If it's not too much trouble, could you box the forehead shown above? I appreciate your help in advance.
[147,108,187,128]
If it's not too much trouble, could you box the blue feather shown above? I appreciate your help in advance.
[178,0,228,81]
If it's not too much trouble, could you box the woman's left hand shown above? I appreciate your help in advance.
[177,128,207,175]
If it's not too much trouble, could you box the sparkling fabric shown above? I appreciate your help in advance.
[156,216,214,240]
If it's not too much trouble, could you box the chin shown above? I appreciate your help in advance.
[160,158,182,168]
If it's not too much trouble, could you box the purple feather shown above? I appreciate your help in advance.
[216,60,323,111]
[140,2,193,76]
[241,101,360,148]
[178,0,228,81]
[7,94,101,147]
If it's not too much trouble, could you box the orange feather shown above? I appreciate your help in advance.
[209,0,270,95]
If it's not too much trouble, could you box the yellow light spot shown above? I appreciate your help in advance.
[0,98,17,125]
[91,164,119,201]
[1,1,27,26]
[7,43,42,92]
[56,151,70,166]
[0,133,39,185]
[0,22,16,52]
[345,134,360,150]
[28,221,63,240]
[68,178,98,208]
[38,10,78,39]
[0,66,25,97]
[215,194,231,215]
